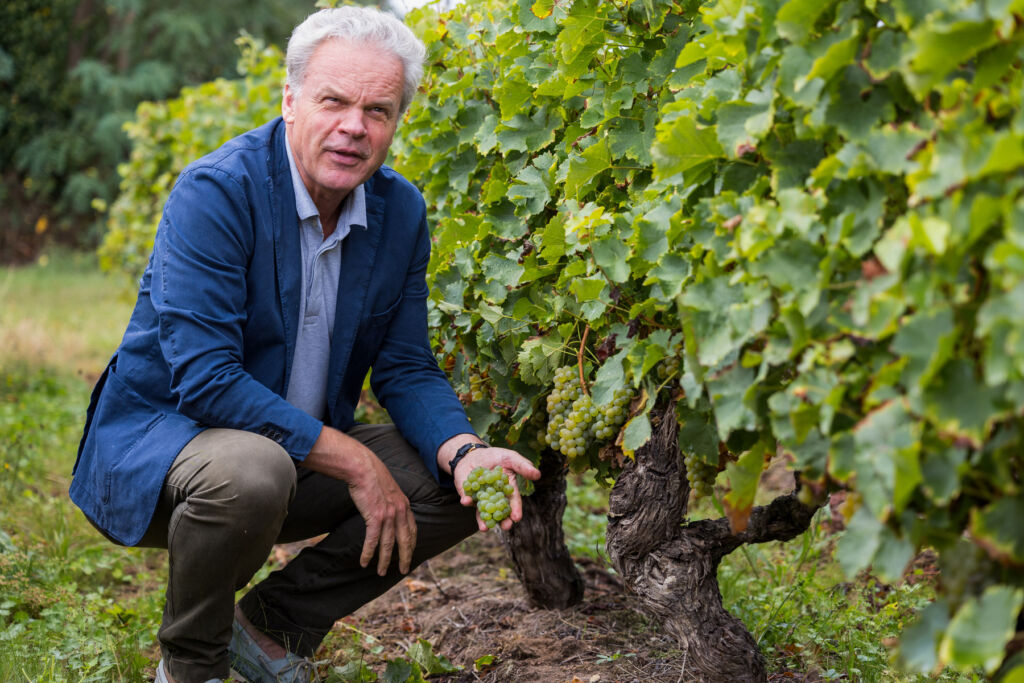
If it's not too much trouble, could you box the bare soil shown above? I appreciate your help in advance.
[327,531,692,683]
[306,458,823,683]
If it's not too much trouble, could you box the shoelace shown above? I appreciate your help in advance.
[263,653,321,683]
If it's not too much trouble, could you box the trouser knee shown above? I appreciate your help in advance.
[158,429,297,543]
[198,430,296,523]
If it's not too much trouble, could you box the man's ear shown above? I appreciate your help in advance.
[282,84,295,124]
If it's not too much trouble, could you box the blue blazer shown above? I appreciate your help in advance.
[71,118,474,546]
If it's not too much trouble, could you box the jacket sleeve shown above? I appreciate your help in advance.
[151,165,322,459]
[369,206,475,480]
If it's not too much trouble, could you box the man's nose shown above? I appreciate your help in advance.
[335,107,367,137]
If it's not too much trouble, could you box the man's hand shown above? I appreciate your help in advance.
[304,426,416,576]
[439,437,542,532]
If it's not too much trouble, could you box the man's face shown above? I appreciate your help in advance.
[283,39,404,216]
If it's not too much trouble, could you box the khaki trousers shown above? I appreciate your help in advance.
[137,425,477,683]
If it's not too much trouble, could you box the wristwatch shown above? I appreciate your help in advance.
[448,441,488,477]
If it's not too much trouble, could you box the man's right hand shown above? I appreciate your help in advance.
[303,426,417,577]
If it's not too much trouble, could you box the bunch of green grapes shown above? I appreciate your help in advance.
[685,451,717,499]
[468,372,487,402]
[657,354,681,380]
[542,366,632,459]
[591,387,631,441]
[524,408,549,452]
[542,366,581,452]
[464,466,514,529]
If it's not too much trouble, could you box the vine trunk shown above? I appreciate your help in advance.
[501,447,585,609]
[606,406,820,681]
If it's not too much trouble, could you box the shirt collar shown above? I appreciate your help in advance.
[284,131,367,231]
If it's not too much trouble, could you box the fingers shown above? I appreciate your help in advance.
[360,519,380,570]
[507,471,525,523]
[396,507,417,574]
[376,515,395,576]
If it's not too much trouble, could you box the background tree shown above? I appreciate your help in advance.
[0,0,309,263]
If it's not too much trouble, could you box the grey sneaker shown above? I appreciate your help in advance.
[227,619,319,683]
[156,658,223,683]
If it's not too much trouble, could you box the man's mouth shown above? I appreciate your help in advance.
[327,148,367,163]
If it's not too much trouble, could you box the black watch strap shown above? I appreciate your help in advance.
[448,441,488,477]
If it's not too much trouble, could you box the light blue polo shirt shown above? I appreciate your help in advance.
[283,133,367,420]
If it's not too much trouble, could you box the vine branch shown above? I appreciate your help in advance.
[578,324,590,395]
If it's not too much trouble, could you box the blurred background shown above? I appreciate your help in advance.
[0,0,459,265]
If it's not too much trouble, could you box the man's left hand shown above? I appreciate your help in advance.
[449,446,541,532]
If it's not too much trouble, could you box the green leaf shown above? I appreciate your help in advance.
[408,639,460,675]
[653,115,725,178]
[556,0,605,65]
[904,18,998,97]
[873,526,915,583]
[481,254,524,290]
[940,586,1024,673]
[716,85,775,158]
[531,0,554,19]
[836,505,883,577]
[706,364,757,440]
[847,400,921,518]
[645,252,691,299]
[474,653,498,671]
[897,600,950,675]
[569,276,606,302]
[465,400,502,436]
[970,494,1024,565]
[591,234,631,283]
[798,23,861,91]
[382,658,422,683]
[510,158,554,216]
[776,0,835,43]
[921,360,1004,447]
[591,347,628,405]
[621,411,652,456]
[723,443,767,529]
[564,139,611,197]
[621,389,652,456]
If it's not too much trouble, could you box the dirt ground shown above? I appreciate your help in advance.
[304,458,817,683]
[328,531,692,683]
[310,528,822,683]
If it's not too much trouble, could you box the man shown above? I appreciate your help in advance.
[70,7,540,683]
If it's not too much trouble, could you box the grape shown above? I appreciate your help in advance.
[684,451,716,500]
[465,465,513,529]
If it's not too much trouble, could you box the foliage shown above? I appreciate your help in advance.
[0,0,308,261]
[387,0,1024,677]
[719,511,961,682]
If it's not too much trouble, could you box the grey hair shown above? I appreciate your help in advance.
[286,6,426,114]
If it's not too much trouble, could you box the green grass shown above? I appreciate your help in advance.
[0,251,164,682]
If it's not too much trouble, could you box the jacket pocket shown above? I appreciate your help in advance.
[98,369,166,505]
[367,293,404,328]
